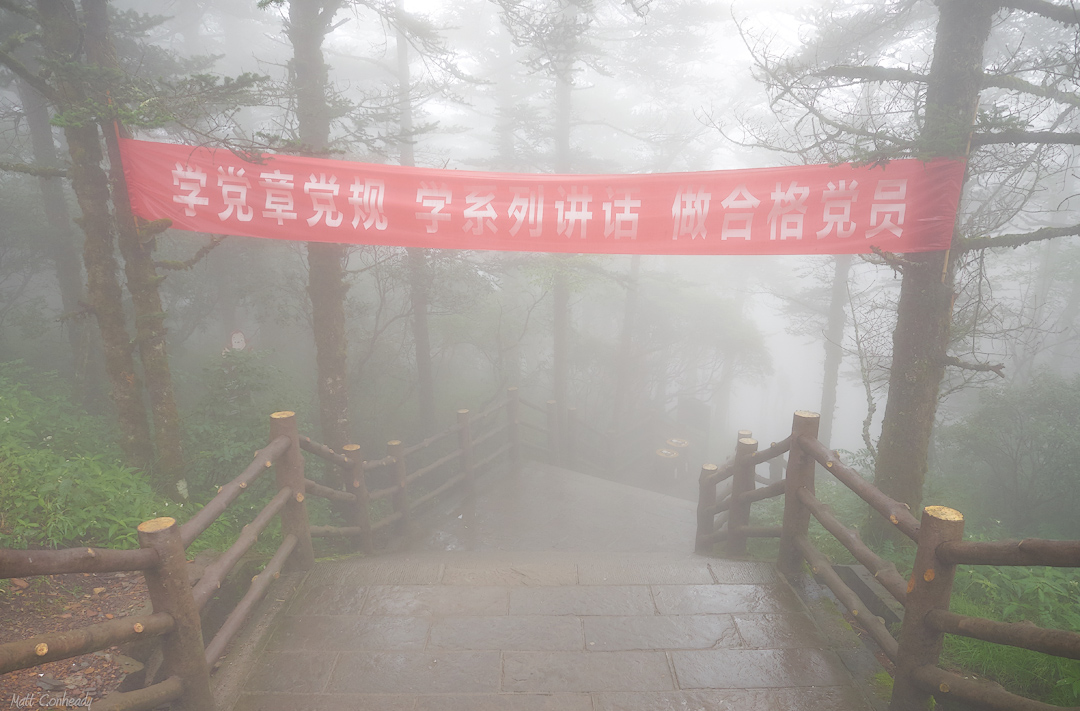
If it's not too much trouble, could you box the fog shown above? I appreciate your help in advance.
[1,0,1078,543]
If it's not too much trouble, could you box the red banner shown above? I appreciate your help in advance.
[118,138,964,255]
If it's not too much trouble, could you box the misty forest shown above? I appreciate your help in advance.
[0,0,1079,709]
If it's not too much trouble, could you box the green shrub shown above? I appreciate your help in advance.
[0,363,169,549]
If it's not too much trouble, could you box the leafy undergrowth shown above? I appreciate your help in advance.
[0,364,169,550]
[741,473,1080,707]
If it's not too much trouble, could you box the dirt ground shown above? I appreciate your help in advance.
[0,571,149,706]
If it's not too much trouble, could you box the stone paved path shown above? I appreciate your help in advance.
[229,464,876,710]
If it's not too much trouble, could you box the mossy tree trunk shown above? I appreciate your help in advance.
[818,254,851,448]
[83,0,188,498]
[35,0,154,471]
[289,0,351,454]
[870,0,993,543]
[15,74,96,401]
[395,1,437,438]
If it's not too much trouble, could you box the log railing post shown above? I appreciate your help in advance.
[457,409,474,495]
[546,400,560,465]
[565,406,577,468]
[727,437,758,557]
[506,387,521,474]
[890,506,965,711]
[269,411,315,571]
[136,517,214,711]
[696,463,719,554]
[778,411,820,577]
[342,443,373,555]
[388,440,411,534]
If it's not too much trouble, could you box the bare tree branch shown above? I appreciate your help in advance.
[941,354,1005,378]
[962,222,1080,251]
[983,74,1080,108]
[0,0,36,20]
[814,65,927,84]
[0,160,66,178]
[0,48,58,104]
[154,235,226,271]
[1002,0,1080,26]
[970,129,1080,147]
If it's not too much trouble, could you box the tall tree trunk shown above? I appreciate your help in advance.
[870,0,992,543]
[289,0,351,454]
[611,255,640,433]
[15,75,96,400]
[395,2,437,437]
[818,254,851,447]
[84,0,187,498]
[36,0,153,470]
[551,64,572,435]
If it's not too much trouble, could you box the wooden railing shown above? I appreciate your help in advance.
[696,409,1080,711]
[0,388,523,710]
[300,387,520,549]
[0,411,310,711]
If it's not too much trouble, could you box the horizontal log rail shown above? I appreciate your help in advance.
[795,535,899,662]
[472,394,510,423]
[703,464,735,487]
[204,533,298,668]
[473,442,511,472]
[363,454,395,471]
[0,612,174,674]
[93,676,184,711]
[0,544,158,579]
[795,486,908,605]
[737,525,783,538]
[936,538,1080,567]
[409,471,467,512]
[370,510,404,532]
[744,436,791,467]
[910,665,1075,711]
[302,478,357,503]
[517,396,547,415]
[403,423,462,457]
[517,418,547,434]
[368,484,397,501]
[798,434,920,541]
[471,421,508,449]
[925,609,1080,660]
[299,436,349,466]
[179,434,291,548]
[192,486,293,611]
[738,478,786,506]
[405,448,462,485]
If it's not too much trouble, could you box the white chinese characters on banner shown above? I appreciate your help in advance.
[817,180,859,239]
[172,163,208,217]
[672,187,711,239]
[556,187,593,239]
[349,178,387,231]
[164,162,918,246]
[463,187,498,236]
[720,184,760,240]
[603,189,641,239]
[416,183,452,234]
[867,179,907,239]
[304,174,343,227]
[768,182,809,240]
[508,187,544,237]
[217,167,253,222]
[259,170,298,226]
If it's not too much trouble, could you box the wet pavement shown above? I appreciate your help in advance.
[228,463,876,710]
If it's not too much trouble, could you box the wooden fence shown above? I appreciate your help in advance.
[696,410,1080,711]
[0,388,521,710]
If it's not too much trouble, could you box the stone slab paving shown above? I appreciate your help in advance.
[229,465,875,710]
[232,552,874,710]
